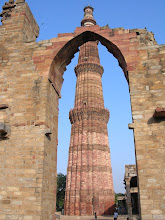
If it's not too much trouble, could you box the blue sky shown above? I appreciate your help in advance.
[1,0,165,193]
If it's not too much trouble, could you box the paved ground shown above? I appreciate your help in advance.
[55,212,139,220]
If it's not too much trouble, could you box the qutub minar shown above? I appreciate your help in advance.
[64,6,115,216]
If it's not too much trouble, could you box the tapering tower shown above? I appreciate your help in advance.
[64,6,115,216]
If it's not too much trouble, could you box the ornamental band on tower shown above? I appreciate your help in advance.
[64,6,115,216]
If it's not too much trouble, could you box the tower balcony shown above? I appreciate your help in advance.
[69,106,110,124]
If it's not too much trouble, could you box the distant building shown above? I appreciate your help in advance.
[117,195,127,214]
[117,165,139,218]
[124,165,139,218]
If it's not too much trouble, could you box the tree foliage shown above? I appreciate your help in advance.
[115,193,125,204]
[56,173,66,209]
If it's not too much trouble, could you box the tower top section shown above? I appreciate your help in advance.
[81,5,96,27]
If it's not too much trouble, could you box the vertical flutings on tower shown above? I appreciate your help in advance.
[64,6,115,216]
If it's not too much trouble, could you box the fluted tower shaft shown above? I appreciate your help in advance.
[64,6,115,216]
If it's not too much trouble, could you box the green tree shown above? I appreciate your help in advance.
[115,193,125,205]
[56,173,66,209]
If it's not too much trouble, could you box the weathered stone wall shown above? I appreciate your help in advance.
[129,41,165,219]
[0,1,164,220]
[0,1,57,219]
[0,3,41,219]
[41,82,58,220]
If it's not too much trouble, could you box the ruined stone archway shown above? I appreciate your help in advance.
[51,31,131,216]
[43,29,136,219]
[0,1,165,220]
[44,27,165,220]
[31,25,141,219]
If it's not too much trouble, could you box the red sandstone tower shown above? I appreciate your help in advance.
[64,6,115,216]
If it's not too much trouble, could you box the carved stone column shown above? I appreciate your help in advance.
[64,6,115,216]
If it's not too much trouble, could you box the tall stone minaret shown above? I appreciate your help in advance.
[64,6,115,216]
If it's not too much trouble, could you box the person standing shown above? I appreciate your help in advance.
[114,211,118,220]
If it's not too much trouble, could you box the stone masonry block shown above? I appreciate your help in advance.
[15,0,25,3]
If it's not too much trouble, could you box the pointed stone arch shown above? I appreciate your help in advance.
[48,30,131,97]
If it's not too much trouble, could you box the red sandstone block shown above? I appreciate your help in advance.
[52,42,66,50]
[58,33,74,37]
[35,122,46,126]
[13,123,26,127]
[127,62,139,71]
[74,25,100,35]
[153,107,165,118]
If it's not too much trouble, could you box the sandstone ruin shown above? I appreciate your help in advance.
[0,1,165,219]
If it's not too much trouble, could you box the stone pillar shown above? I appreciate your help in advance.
[64,6,115,216]
[126,179,132,220]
